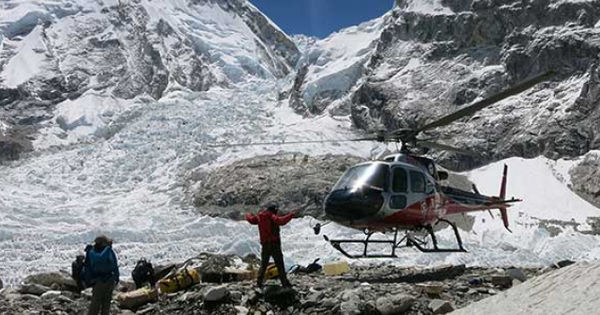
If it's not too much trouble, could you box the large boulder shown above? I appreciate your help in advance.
[191,153,363,218]
[22,271,78,292]
[376,294,415,315]
[18,283,52,296]
[570,152,600,209]
[203,285,230,303]
[428,299,455,314]
[262,285,298,307]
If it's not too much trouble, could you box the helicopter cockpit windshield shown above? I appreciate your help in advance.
[332,163,388,192]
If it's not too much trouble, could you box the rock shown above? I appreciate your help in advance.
[23,272,78,292]
[177,291,203,302]
[263,285,297,307]
[40,290,62,299]
[340,300,361,315]
[204,285,230,302]
[235,306,249,315]
[82,288,93,299]
[429,299,455,314]
[136,305,158,315]
[322,297,337,308]
[55,294,74,304]
[555,260,576,268]
[491,276,513,288]
[416,282,444,295]
[512,279,523,286]
[18,283,52,296]
[0,278,3,289]
[191,153,364,218]
[505,268,527,282]
[476,287,488,294]
[230,290,243,302]
[303,290,324,307]
[570,153,600,209]
[375,294,415,315]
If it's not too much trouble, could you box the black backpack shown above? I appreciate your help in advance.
[304,258,322,273]
[132,258,155,288]
[71,255,86,291]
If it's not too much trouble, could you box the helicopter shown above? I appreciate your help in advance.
[211,71,555,258]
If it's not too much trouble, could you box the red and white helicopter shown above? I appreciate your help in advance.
[214,71,554,258]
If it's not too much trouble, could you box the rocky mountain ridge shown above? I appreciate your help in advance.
[288,0,600,171]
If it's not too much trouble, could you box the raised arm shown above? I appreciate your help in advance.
[271,212,295,226]
[246,213,258,224]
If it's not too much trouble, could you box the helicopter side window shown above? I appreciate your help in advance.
[392,168,408,193]
[410,171,426,193]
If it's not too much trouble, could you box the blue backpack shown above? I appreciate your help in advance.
[87,246,116,276]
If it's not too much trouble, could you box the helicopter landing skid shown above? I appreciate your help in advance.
[323,219,467,259]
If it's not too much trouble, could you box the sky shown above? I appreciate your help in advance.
[249,0,394,38]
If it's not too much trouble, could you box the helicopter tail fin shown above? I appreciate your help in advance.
[499,164,511,232]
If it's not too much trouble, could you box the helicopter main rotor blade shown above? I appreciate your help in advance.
[417,140,480,157]
[208,137,380,148]
[415,71,556,133]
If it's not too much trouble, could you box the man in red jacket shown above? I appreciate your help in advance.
[246,202,295,288]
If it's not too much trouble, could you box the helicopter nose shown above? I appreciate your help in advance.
[324,187,384,221]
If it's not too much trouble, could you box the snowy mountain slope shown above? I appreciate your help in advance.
[289,15,388,115]
[288,0,600,171]
[0,0,299,156]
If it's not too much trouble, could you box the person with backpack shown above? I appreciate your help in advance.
[246,202,296,288]
[85,235,120,315]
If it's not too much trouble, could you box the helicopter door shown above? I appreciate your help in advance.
[389,166,408,211]
[408,170,432,219]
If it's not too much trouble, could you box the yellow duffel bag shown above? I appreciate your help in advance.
[265,264,279,280]
[158,269,200,294]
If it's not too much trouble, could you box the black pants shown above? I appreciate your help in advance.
[257,242,291,287]
[88,281,114,315]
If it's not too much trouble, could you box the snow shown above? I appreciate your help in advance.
[4,84,600,286]
[298,15,387,109]
[1,25,48,87]
[0,119,8,134]
[396,0,454,15]
[0,79,379,286]
[467,156,599,222]
[137,0,286,82]
[32,92,138,149]
[453,262,600,315]
[550,0,597,9]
